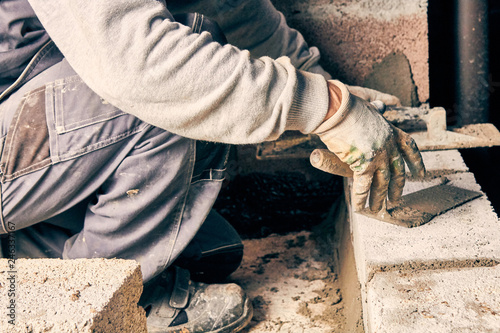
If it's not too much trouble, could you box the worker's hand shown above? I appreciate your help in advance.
[346,85,402,107]
[313,80,425,212]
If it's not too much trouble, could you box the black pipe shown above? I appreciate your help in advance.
[428,1,456,123]
[456,0,490,125]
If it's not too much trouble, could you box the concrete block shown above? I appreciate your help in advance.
[366,266,500,332]
[418,150,469,176]
[351,171,500,286]
[271,0,429,103]
[349,150,499,285]
[0,258,147,332]
[347,149,500,332]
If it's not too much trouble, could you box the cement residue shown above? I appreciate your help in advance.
[406,169,467,181]
[454,123,500,145]
[362,206,433,228]
[368,259,500,283]
[360,182,483,228]
[368,265,500,331]
[364,53,419,107]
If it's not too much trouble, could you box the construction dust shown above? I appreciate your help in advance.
[229,231,348,333]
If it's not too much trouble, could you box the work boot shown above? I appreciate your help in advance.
[140,266,253,333]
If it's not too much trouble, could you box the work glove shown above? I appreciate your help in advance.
[346,85,402,107]
[313,80,425,212]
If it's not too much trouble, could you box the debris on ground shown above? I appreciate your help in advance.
[229,231,348,333]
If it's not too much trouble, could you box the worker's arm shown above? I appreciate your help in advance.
[171,0,402,107]
[27,0,329,144]
[28,0,424,211]
[212,0,331,78]
[167,0,331,79]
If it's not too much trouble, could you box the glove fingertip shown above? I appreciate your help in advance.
[353,202,365,212]
[409,162,426,179]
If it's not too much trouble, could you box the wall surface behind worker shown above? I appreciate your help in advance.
[271,0,429,106]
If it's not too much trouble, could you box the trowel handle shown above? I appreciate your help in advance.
[310,149,354,178]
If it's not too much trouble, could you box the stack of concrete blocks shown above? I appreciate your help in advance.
[348,150,500,332]
[271,0,429,106]
[0,258,147,332]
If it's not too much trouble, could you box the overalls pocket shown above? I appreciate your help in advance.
[0,75,147,182]
[0,86,51,182]
[44,75,147,164]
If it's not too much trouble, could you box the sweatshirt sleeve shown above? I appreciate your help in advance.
[27,0,329,144]
[169,0,332,79]
[211,0,332,79]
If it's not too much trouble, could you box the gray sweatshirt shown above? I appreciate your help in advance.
[24,0,331,144]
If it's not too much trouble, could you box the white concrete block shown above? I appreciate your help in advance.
[366,266,500,333]
[351,172,500,285]
[419,150,469,173]
[348,150,500,332]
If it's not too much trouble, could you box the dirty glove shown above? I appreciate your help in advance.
[313,80,425,212]
[346,85,402,107]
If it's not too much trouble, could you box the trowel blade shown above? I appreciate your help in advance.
[358,184,483,228]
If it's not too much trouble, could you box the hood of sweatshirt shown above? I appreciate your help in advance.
[0,0,50,94]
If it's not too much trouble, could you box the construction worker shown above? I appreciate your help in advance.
[0,0,425,332]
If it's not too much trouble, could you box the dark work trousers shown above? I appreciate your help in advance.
[0,13,242,283]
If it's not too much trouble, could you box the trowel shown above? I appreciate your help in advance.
[309,148,483,228]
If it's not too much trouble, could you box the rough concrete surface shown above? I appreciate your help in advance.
[366,266,500,332]
[347,149,500,332]
[272,0,429,103]
[0,258,146,333]
[351,171,500,285]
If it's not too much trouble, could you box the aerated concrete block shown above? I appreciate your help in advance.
[347,149,500,332]
[272,0,429,104]
[351,171,500,286]
[366,266,500,333]
[0,258,147,332]
[349,150,499,285]
[417,150,469,176]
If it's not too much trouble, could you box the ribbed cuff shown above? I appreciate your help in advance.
[286,70,330,134]
[313,80,352,134]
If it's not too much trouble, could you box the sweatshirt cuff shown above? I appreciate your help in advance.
[312,80,352,134]
[286,70,330,134]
